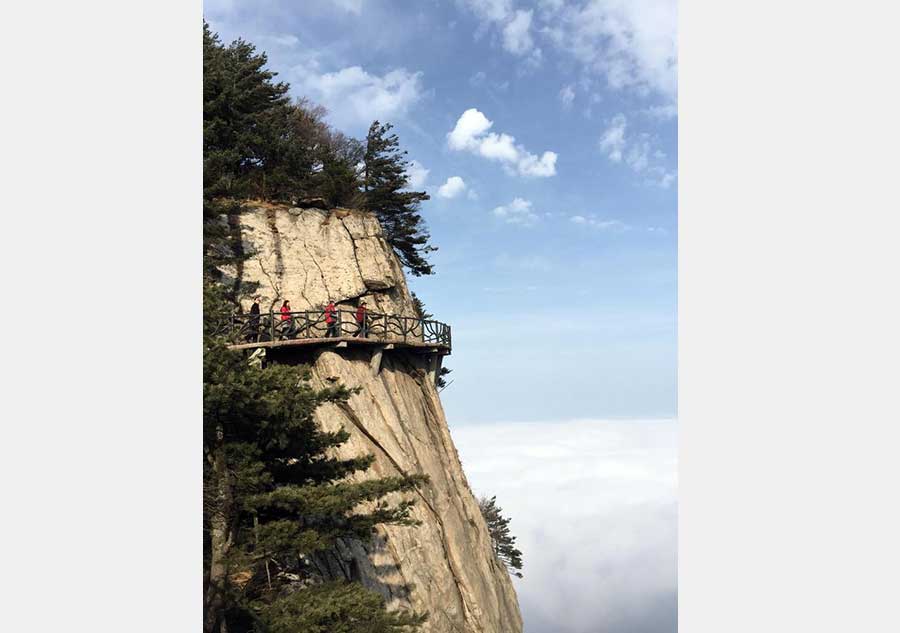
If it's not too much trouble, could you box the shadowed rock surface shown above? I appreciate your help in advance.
[223,204,523,633]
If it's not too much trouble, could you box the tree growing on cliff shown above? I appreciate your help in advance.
[478,496,524,578]
[203,22,370,296]
[204,24,437,276]
[203,22,362,208]
[363,121,436,276]
[203,285,428,633]
[204,22,293,201]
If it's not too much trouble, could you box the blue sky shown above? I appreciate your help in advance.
[205,0,677,423]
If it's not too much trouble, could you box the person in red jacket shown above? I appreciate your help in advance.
[280,300,295,339]
[324,301,339,337]
[354,301,368,338]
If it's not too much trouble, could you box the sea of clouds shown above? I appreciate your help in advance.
[450,418,677,633]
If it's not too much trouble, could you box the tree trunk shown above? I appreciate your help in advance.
[204,424,232,633]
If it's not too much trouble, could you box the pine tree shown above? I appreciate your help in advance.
[203,23,362,208]
[204,22,293,201]
[204,25,434,268]
[203,23,365,296]
[313,129,366,209]
[203,285,428,632]
[262,582,426,633]
[478,496,524,578]
[410,292,431,321]
[203,29,434,629]
[364,121,436,276]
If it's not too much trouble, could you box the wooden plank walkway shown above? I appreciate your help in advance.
[228,335,449,354]
[222,309,451,355]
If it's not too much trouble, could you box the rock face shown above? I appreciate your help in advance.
[225,204,523,633]
[224,204,417,318]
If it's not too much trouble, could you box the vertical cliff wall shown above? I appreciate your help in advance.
[223,204,523,633]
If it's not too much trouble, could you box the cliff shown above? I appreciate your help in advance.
[222,204,523,633]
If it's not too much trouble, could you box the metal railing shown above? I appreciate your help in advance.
[216,309,451,349]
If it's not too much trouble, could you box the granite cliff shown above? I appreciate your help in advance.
[221,203,523,633]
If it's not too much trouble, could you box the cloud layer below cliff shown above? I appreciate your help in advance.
[451,418,677,633]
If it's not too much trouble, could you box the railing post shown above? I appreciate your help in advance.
[217,309,450,352]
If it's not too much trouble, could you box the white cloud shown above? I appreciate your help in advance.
[599,113,628,162]
[644,102,678,120]
[460,1,542,68]
[448,108,493,149]
[570,214,630,232]
[648,166,676,189]
[451,418,677,633]
[559,84,576,108]
[405,160,429,190]
[626,135,652,172]
[460,0,514,23]
[542,0,677,103]
[599,113,675,188]
[493,197,539,226]
[660,171,675,188]
[521,47,544,72]
[293,64,424,130]
[437,176,467,199]
[516,151,557,177]
[502,9,535,54]
[459,0,676,105]
[478,132,520,162]
[256,33,300,48]
[447,108,558,177]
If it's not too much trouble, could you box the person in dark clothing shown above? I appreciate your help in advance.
[324,301,339,337]
[354,301,368,338]
[247,296,261,342]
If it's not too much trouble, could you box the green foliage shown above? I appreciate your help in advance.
[203,23,435,277]
[203,22,362,208]
[314,131,366,209]
[478,496,524,578]
[263,582,427,633]
[410,292,431,320]
[203,22,291,201]
[364,121,436,276]
[203,24,437,631]
[203,302,429,631]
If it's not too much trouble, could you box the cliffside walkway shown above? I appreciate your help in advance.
[219,309,452,356]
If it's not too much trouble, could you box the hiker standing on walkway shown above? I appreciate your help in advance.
[280,300,295,339]
[354,301,368,338]
[247,296,261,342]
[324,301,339,337]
